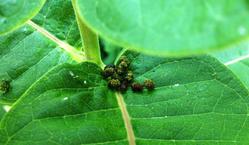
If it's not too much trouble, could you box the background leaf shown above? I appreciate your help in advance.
[0,25,75,103]
[0,0,46,35]
[32,0,82,48]
[76,0,249,56]
[100,38,123,64]
[1,52,249,144]
[228,60,249,90]
[213,43,249,89]
[0,0,87,103]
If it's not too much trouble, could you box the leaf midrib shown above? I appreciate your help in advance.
[26,20,85,62]
[116,92,136,145]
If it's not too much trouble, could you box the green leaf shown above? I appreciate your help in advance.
[0,0,46,35]
[32,0,82,48]
[212,43,249,63]
[0,62,128,144]
[213,44,249,89]
[0,0,86,103]
[121,51,249,144]
[0,126,7,144]
[76,0,249,56]
[1,51,249,144]
[0,105,4,120]
[229,61,249,90]
[0,25,74,103]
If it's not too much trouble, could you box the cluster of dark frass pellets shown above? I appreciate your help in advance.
[102,56,155,93]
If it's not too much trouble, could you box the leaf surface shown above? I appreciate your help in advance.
[1,62,128,145]
[213,44,249,89]
[76,0,249,56]
[229,61,249,90]
[0,103,10,121]
[0,0,46,35]
[0,0,86,103]
[1,51,249,144]
[0,25,74,103]
[121,51,249,144]
[32,0,82,48]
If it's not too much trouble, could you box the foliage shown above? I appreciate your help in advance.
[76,0,249,56]
[1,0,249,145]
[0,0,46,35]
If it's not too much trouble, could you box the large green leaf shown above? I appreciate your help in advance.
[121,51,249,144]
[213,44,249,89]
[0,0,46,35]
[32,0,82,48]
[0,62,127,145]
[76,0,249,56]
[1,52,249,144]
[0,25,75,103]
[0,0,86,103]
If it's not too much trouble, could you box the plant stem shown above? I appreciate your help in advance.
[72,0,104,68]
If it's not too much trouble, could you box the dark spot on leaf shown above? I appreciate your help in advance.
[0,80,10,94]
[144,79,155,91]
[119,80,129,92]
[108,79,121,90]
[102,56,154,94]
[131,82,144,92]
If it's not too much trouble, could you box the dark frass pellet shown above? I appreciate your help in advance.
[144,79,155,91]
[118,61,129,70]
[116,67,125,75]
[131,82,144,92]
[119,56,130,65]
[125,71,133,82]
[0,80,10,94]
[119,80,129,92]
[108,79,121,90]
[112,72,122,80]
[102,65,115,78]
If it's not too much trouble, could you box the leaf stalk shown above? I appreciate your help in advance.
[72,0,104,68]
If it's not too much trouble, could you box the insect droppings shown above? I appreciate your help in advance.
[118,61,128,70]
[0,80,10,94]
[131,82,144,92]
[144,79,155,91]
[119,80,129,92]
[125,71,133,82]
[108,79,121,90]
[102,66,115,78]
[102,56,155,93]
